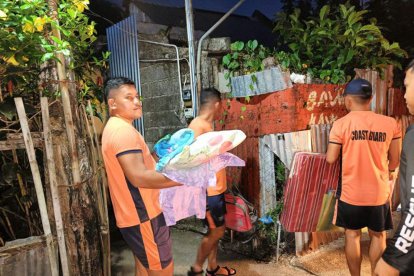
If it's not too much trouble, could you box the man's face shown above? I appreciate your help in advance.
[404,68,414,115]
[108,85,142,120]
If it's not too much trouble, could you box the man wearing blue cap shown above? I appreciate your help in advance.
[326,78,402,276]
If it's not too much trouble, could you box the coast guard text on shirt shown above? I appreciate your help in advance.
[351,130,387,142]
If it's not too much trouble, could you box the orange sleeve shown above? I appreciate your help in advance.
[392,119,402,139]
[112,126,143,157]
[329,120,343,145]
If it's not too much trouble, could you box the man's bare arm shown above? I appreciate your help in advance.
[388,139,401,171]
[118,152,181,189]
[326,143,341,164]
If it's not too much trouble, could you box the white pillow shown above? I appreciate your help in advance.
[165,130,246,169]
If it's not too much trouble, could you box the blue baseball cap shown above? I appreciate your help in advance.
[344,78,372,97]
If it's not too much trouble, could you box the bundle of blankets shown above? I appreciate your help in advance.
[153,128,246,226]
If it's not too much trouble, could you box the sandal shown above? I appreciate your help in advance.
[187,266,204,276]
[206,265,236,276]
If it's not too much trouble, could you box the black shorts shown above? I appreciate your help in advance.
[204,193,227,228]
[335,200,393,232]
[119,213,172,270]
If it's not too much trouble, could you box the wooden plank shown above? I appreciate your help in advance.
[14,97,59,276]
[87,101,111,276]
[83,103,110,276]
[41,97,70,276]
[0,138,43,151]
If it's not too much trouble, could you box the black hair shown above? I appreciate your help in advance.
[104,77,135,100]
[360,84,372,100]
[199,88,221,107]
[351,95,371,104]
[406,59,414,72]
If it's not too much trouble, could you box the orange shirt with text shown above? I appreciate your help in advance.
[329,111,401,206]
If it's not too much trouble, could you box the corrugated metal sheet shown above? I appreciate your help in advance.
[262,126,344,255]
[259,138,276,216]
[388,88,409,116]
[230,67,292,98]
[354,66,393,115]
[106,15,145,136]
[310,124,331,153]
[0,236,57,276]
[295,232,310,255]
[262,130,312,169]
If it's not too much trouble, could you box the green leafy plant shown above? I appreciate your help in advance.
[258,203,284,244]
[222,40,272,86]
[0,0,108,242]
[0,0,109,105]
[222,40,270,77]
[222,40,273,117]
[273,3,407,84]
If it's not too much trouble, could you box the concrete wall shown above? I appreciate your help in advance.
[138,36,188,148]
[137,32,231,149]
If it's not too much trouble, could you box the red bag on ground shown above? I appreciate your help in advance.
[224,192,255,232]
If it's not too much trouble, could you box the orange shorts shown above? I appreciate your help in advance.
[119,213,172,270]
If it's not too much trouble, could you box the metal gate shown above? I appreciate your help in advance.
[106,15,144,135]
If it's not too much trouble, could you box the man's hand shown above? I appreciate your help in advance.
[374,258,399,276]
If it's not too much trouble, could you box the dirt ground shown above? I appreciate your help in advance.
[111,228,379,276]
[111,228,313,276]
[111,213,401,276]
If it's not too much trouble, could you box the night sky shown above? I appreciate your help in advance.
[106,0,282,20]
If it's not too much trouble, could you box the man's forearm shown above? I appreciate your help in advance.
[130,171,181,189]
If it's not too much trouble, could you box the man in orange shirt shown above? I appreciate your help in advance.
[326,78,401,276]
[187,88,236,276]
[102,77,181,276]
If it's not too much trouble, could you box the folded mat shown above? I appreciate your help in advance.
[280,152,340,232]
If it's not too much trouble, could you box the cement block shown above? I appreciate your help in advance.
[142,95,181,112]
[141,78,180,97]
[140,64,178,83]
[202,37,231,52]
[145,110,183,128]
[217,71,231,93]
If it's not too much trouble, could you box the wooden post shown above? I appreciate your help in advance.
[41,97,71,276]
[83,104,111,276]
[14,97,59,276]
[47,0,82,187]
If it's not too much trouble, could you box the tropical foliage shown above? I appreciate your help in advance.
[0,0,108,101]
[273,3,407,84]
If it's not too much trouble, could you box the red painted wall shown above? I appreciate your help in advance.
[219,84,409,209]
[218,84,348,137]
[218,84,348,208]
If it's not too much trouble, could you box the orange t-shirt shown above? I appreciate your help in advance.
[101,117,162,228]
[188,117,227,196]
[329,111,401,206]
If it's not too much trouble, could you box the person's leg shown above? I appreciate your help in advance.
[204,193,236,276]
[345,229,363,276]
[368,229,387,276]
[147,261,174,276]
[192,223,225,273]
[134,255,149,276]
[207,226,225,270]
